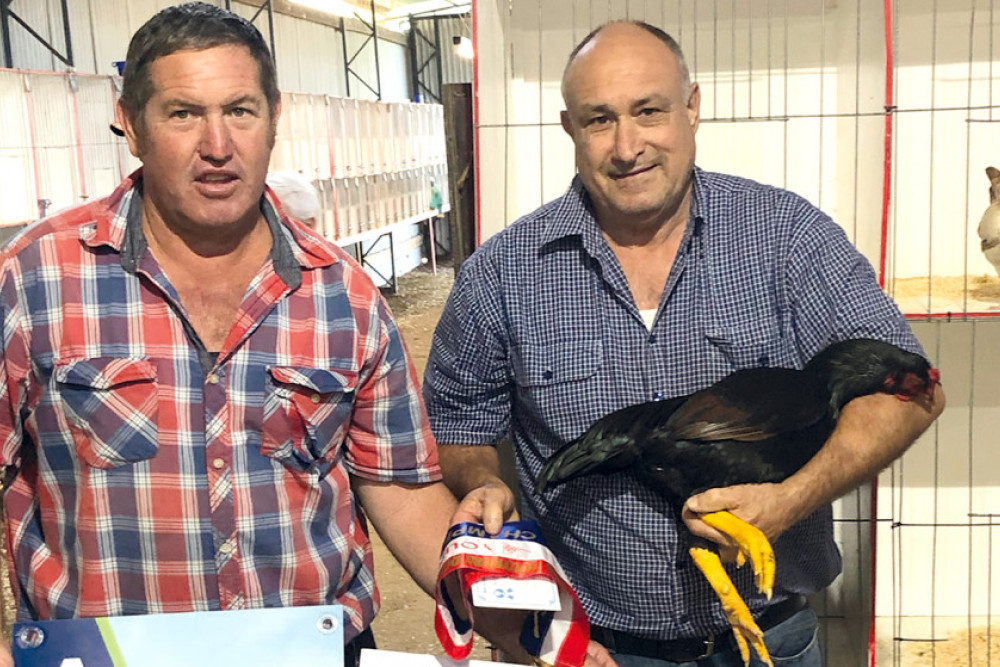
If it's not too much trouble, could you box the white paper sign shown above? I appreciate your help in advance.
[470,577,562,611]
[359,648,521,667]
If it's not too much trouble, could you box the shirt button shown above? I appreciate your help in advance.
[207,373,220,384]
[219,541,234,554]
[542,369,553,380]
[212,458,225,469]
[311,393,321,403]
[653,391,664,400]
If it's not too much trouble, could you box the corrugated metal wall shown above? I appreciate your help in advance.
[0,0,411,99]
[411,14,474,102]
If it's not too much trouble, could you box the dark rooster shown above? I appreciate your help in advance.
[535,338,940,667]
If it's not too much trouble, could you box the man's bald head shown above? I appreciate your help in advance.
[561,21,691,106]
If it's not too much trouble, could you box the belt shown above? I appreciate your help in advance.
[591,594,808,663]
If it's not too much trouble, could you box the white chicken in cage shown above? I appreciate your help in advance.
[978,166,1000,279]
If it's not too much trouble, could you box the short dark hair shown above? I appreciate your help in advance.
[120,2,279,123]
[562,21,691,101]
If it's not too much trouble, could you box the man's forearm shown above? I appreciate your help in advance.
[353,479,458,597]
[780,384,946,527]
[438,444,505,499]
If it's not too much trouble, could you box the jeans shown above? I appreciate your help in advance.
[611,608,823,667]
[344,626,377,667]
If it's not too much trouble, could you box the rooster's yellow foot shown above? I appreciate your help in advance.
[689,546,773,667]
[699,510,775,599]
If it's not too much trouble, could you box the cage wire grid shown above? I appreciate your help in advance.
[474,0,1000,665]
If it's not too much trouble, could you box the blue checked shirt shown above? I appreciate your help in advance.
[424,167,922,640]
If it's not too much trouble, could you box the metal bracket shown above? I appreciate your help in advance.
[224,0,276,67]
[408,16,443,103]
[1,0,73,69]
[341,0,382,100]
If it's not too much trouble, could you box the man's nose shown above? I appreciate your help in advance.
[199,114,234,162]
[612,119,643,163]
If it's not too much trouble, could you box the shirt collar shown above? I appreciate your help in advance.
[539,177,609,258]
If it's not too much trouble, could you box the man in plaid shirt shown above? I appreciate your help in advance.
[0,4,462,665]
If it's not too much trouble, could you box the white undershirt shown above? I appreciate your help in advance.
[639,308,657,330]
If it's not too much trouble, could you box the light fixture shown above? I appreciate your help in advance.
[453,35,474,60]
[289,0,359,18]
[386,0,470,19]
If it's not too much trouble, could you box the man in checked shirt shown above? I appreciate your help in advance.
[425,20,945,667]
[0,3,491,665]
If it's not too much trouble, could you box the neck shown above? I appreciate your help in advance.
[141,200,270,266]
[598,193,691,250]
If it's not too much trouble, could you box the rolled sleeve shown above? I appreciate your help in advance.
[347,296,441,483]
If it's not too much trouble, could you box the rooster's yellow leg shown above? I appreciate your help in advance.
[689,547,773,667]
[700,510,775,599]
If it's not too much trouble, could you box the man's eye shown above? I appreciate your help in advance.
[587,116,610,126]
[639,108,662,116]
[171,110,190,119]
[231,107,248,117]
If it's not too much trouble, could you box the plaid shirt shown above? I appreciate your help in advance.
[424,167,922,639]
[0,171,440,640]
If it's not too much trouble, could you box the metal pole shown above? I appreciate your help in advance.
[342,16,351,97]
[408,15,419,101]
[60,0,73,67]
[434,18,443,103]
[1,0,14,68]
[371,0,382,100]
[265,0,276,68]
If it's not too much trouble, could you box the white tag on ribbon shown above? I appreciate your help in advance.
[470,577,562,611]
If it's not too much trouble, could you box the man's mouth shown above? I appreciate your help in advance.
[193,172,241,197]
[610,165,655,180]
[197,172,238,183]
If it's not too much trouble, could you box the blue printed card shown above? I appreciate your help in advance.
[12,605,344,667]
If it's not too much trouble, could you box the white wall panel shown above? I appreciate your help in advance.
[0,72,35,225]
[378,40,411,102]
[27,74,78,215]
[287,15,346,96]
[74,75,119,201]
[86,0,138,78]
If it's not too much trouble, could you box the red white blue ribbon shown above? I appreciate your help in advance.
[434,520,590,667]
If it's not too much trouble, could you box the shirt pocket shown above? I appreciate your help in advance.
[55,357,159,469]
[706,318,794,370]
[262,365,357,476]
[512,339,603,443]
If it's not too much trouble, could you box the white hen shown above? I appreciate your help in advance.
[978,166,1000,278]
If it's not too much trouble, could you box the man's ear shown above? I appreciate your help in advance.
[115,100,144,158]
[560,110,575,139]
[268,96,282,148]
[686,82,701,133]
